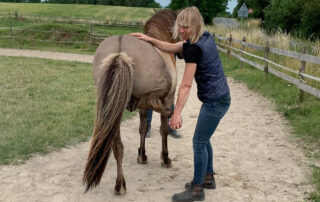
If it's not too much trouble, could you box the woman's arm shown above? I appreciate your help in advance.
[130,33,183,53]
[169,63,197,130]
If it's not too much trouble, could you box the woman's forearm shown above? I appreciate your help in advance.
[149,38,183,53]
[131,33,183,53]
[173,84,192,115]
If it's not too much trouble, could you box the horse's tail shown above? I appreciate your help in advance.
[83,52,134,193]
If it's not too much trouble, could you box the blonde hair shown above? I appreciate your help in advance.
[173,6,205,44]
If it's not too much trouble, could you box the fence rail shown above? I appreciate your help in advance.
[215,33,320,100]
[1,11,143,27]
[0,19,134,45]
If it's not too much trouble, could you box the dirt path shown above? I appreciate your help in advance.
[0,49,314,201]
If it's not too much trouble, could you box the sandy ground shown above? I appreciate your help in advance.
[0,49,315,202]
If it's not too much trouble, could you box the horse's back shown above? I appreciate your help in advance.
[93,35,172,98]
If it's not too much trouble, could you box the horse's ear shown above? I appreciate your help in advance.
[153,8,158,13]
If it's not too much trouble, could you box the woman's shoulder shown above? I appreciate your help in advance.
[183,42,201,51]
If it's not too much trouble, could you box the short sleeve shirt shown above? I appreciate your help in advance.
[183,42,203,64]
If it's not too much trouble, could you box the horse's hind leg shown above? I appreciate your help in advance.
[160,113,172,168]
[112,134,126,195]
[137,108,148,164]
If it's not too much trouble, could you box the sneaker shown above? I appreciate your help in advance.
[169,129,181,138]
[185,173,216,190]
[172,182,205,202]
[146,125,151,138]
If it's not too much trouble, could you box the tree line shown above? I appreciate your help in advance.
[232,0,320,40]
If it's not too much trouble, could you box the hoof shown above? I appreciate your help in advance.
[114,180,126,195]
[137,155,148,164]
[114,187,126,195]
[161,157,172,168]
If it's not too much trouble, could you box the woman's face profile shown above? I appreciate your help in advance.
[178,25,192,41]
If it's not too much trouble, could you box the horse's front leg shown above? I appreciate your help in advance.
[137,108,148,164]
[160,114,172,168]
[112,134,126,195]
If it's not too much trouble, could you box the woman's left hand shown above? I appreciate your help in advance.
[169,112,182,130]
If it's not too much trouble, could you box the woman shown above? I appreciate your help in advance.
[131,6,230,202]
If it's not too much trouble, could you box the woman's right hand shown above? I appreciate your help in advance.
[130,33,153,42]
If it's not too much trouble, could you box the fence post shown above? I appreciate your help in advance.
[10,18,13,40]
[227,34,232,57]
[299,46,307,102]
[264,40,269,80]
[240,36,246,68]
[89,24,93,45]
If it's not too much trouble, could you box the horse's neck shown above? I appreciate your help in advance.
[145,28,172,43]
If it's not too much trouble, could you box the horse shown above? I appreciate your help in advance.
[83,9,179,195]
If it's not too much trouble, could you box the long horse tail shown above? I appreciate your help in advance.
[83,52,134,193]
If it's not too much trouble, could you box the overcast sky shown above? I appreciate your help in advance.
[155,0,237,13]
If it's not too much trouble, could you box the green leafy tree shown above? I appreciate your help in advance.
[301,0,320,39]
[263,0,303,34]
[232,0,269,19]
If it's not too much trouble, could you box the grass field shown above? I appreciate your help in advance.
[0,2,154,22]
[0,56,134,165]
[0,21,142,54]
[220,52,320,200]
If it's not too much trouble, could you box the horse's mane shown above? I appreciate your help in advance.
[144,9,177,43]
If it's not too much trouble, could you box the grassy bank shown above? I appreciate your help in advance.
[0,20,142,54]
[220,52,320,200]
[0,2,154,23]
[0,56,134,165]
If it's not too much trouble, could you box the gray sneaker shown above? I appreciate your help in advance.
[146,125,151,138]
[169,129,181,138]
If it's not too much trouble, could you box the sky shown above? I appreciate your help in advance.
[154,0,170,7]
[155,0,238,13]
[227,0,237,13]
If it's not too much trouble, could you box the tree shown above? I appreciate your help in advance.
[263,0,303,34]
[232,0,270,19]
[301,0,320,39]
[169,0,228,24]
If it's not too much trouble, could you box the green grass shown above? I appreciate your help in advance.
[0,19,142,54]
[0,56,135,164]
[0,2,154,22]
[220,52,320,199]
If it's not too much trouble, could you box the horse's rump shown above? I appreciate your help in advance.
[93,35,173,99]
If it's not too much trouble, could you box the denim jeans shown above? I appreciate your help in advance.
[192,94,230,185]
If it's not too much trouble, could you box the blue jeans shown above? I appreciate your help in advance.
[192,94,230,185]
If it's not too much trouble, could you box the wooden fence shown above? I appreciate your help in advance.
[0,16,142,45]
[214,33,320,101]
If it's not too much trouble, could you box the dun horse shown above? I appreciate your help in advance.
[83,9,178,195]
